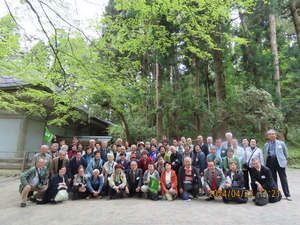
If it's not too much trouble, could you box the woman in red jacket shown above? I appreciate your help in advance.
[160,161,178,201]
[138,151,154,173]
[68,144,77,159]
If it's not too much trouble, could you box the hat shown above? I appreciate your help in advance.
[146,142,150,145]
[130,154,136,158]
[115,164,123,169]
[138,142,145,147]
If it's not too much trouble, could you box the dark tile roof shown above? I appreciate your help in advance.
[0,76,116,126]
[0,76,27,88]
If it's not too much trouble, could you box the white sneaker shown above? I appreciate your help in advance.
[287,196,292,201]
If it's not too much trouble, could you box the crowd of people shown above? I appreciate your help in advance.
[19,129,292,207]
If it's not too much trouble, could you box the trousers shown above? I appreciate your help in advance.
[21,186,46,203]
[181,183,198,200]
[266,157,290,197]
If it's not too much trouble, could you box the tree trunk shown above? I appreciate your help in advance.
[213,30,228,137]
[283,124,289,142]
[156,59,163,140]
[194,57,201,135]
[239,10,259,80]
[260,121,269,138]
[269,14,282,105]
[195,113,201,136]
[213,50,226,101]
[167,113,180,139]
[173,54,180,82]
[205,62,210,111]
[111,106,133,145]
[141,52,148,78]
[216,119,228,139]
[290,0,300,49]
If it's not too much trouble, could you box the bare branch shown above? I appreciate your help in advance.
[24,0,69,89]
[39,1,58,49]
[40,1,100,51]
[3,0,31,41]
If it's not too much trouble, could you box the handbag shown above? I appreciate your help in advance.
[147,177,159,201]
[254,191,268,206]
[166,183,172,190]
[148,177,159,194]
[147,191,158,201]
[242,162,250,170]
[54,189,69,202]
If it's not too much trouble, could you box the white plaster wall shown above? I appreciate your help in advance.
[24,120,45,153]
[0,118,21,156]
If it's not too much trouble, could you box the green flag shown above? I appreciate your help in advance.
[148,177,159,194]
[44,127,54,142]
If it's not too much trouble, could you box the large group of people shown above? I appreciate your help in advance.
[19,129,292,207]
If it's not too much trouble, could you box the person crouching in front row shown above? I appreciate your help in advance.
[86,169,104,199]
[72,166,89,200]
[204,161,226,201]
[125,161,143,198]
[178,157,202,202]
[223,160,248,204]
[19,159,48,207]
[37,166,69,204]
[161,161,178,201]
[141,162,161,198]
[107,164,127,200]
[250,158,281,203]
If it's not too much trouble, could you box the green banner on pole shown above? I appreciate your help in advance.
[148,177,159,194]
[44,127,54,143]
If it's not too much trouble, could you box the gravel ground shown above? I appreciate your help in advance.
[0,168,299,225]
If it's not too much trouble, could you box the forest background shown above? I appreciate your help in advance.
[1,0,300,162]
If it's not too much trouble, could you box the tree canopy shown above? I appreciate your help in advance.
[1,0,300,143]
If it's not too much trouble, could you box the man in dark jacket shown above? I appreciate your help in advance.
[100,141,109,163]
[251,158,281,203]
[170,146,182,175]
[192,144,206,176]
[178,157,202,202]
[125,161,143,197]
[196,135,209,156]
[67,151,87,183]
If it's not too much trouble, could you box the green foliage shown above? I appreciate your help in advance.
[226,87,283,137]
[287,128,300,148]
[1,0,300,142]
[0,15,20,58]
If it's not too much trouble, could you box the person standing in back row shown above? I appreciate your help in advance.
[31,145,52,174]
[265,129,292,201]
[221,132,233,150]
[196,135,209,156]
[100,141,109,163]
[243,138,264,191]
